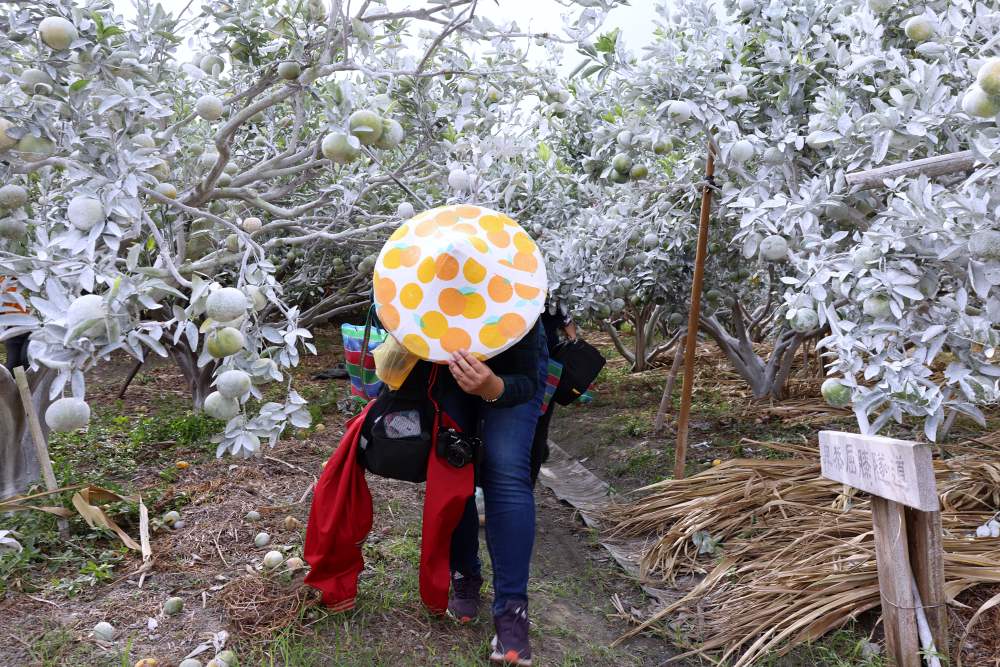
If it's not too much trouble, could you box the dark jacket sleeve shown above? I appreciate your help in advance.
[486,323,540,407]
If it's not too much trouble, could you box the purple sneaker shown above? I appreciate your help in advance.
[447,571,483,623]
[490,600,531,666]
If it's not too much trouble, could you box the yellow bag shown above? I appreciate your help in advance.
[373,334,420,390]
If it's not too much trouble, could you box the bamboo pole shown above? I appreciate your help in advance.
[13,366,69,539]
[673,139,716,480]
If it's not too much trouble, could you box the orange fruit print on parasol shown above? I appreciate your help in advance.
[373,204,547,362]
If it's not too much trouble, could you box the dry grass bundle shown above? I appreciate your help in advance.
[218,574,316,639]
[607,439,1000,666]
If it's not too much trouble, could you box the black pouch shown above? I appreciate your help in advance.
[358,390,434,483]
[551,338,607,405]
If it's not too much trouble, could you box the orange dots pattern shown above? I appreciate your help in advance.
[463,258,486,284]
[420,311,447,339]
[439,288,466,316]
[378,303,400,330]
[435,253,459,280]
[515,283,541,299]
[488,276,513,303]
[487,230,510,248]
[374,204,547,362]
[441,327,472,354]
[400,283,423,309]
[374,276,396,305]
[417,256,436,283]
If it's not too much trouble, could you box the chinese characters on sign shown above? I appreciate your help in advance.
[818,431,938,512]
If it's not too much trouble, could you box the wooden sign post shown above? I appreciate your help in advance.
[819,431,947,667]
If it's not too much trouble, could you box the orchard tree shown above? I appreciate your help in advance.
[562,0,1000,434]
[538,38,699,372]
[0,0,621,495]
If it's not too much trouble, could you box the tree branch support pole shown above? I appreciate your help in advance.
[673,137,716,480]
[13,366,69,539]
[653,333,685,433]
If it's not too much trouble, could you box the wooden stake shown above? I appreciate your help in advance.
[13,366,69,539]
[872,496,920,667]
[673,139,716,480]
[653,334,685,433]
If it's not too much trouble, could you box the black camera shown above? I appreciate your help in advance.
[437,428,479,468]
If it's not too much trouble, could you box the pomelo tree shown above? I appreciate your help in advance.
[0,0,620,485]
[559,0,1000,436]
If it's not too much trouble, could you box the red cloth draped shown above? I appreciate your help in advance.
[304,402,474,614]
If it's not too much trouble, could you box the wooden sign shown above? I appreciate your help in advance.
[819,430,947,666]
[818,431,937,512]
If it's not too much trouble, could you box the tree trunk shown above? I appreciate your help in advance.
[633,309,648,372]
[699,310,808,401]
[653,333,686,433]
[1,365,55,500]
[168,341,216,410]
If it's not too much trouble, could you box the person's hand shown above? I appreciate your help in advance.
[564,322,578,341]
[448,349,504,400]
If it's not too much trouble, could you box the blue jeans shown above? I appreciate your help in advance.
[447,331,548,614]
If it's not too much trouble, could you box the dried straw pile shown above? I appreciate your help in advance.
[219,573,315,638]
[606,439,1000,666]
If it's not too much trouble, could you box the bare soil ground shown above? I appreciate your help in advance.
[0,327,669,667]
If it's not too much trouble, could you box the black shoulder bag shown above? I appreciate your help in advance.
[357,363,480,482]
[551,338,606,406]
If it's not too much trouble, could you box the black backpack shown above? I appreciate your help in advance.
[551,339,606,406]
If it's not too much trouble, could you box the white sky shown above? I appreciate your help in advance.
[111,0,660,69]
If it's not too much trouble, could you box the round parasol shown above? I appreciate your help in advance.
[372,204,547,362]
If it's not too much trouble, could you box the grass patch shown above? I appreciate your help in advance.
[763,625,885,666]
[609,447,670,479]
[47,398,220,489]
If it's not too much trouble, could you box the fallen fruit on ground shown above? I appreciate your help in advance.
[162,596,184,615]
[162,510,180,526]
[263,550,284,569]
[93,621,115,641]
[246,510,261,521]
[254,531,271,547]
